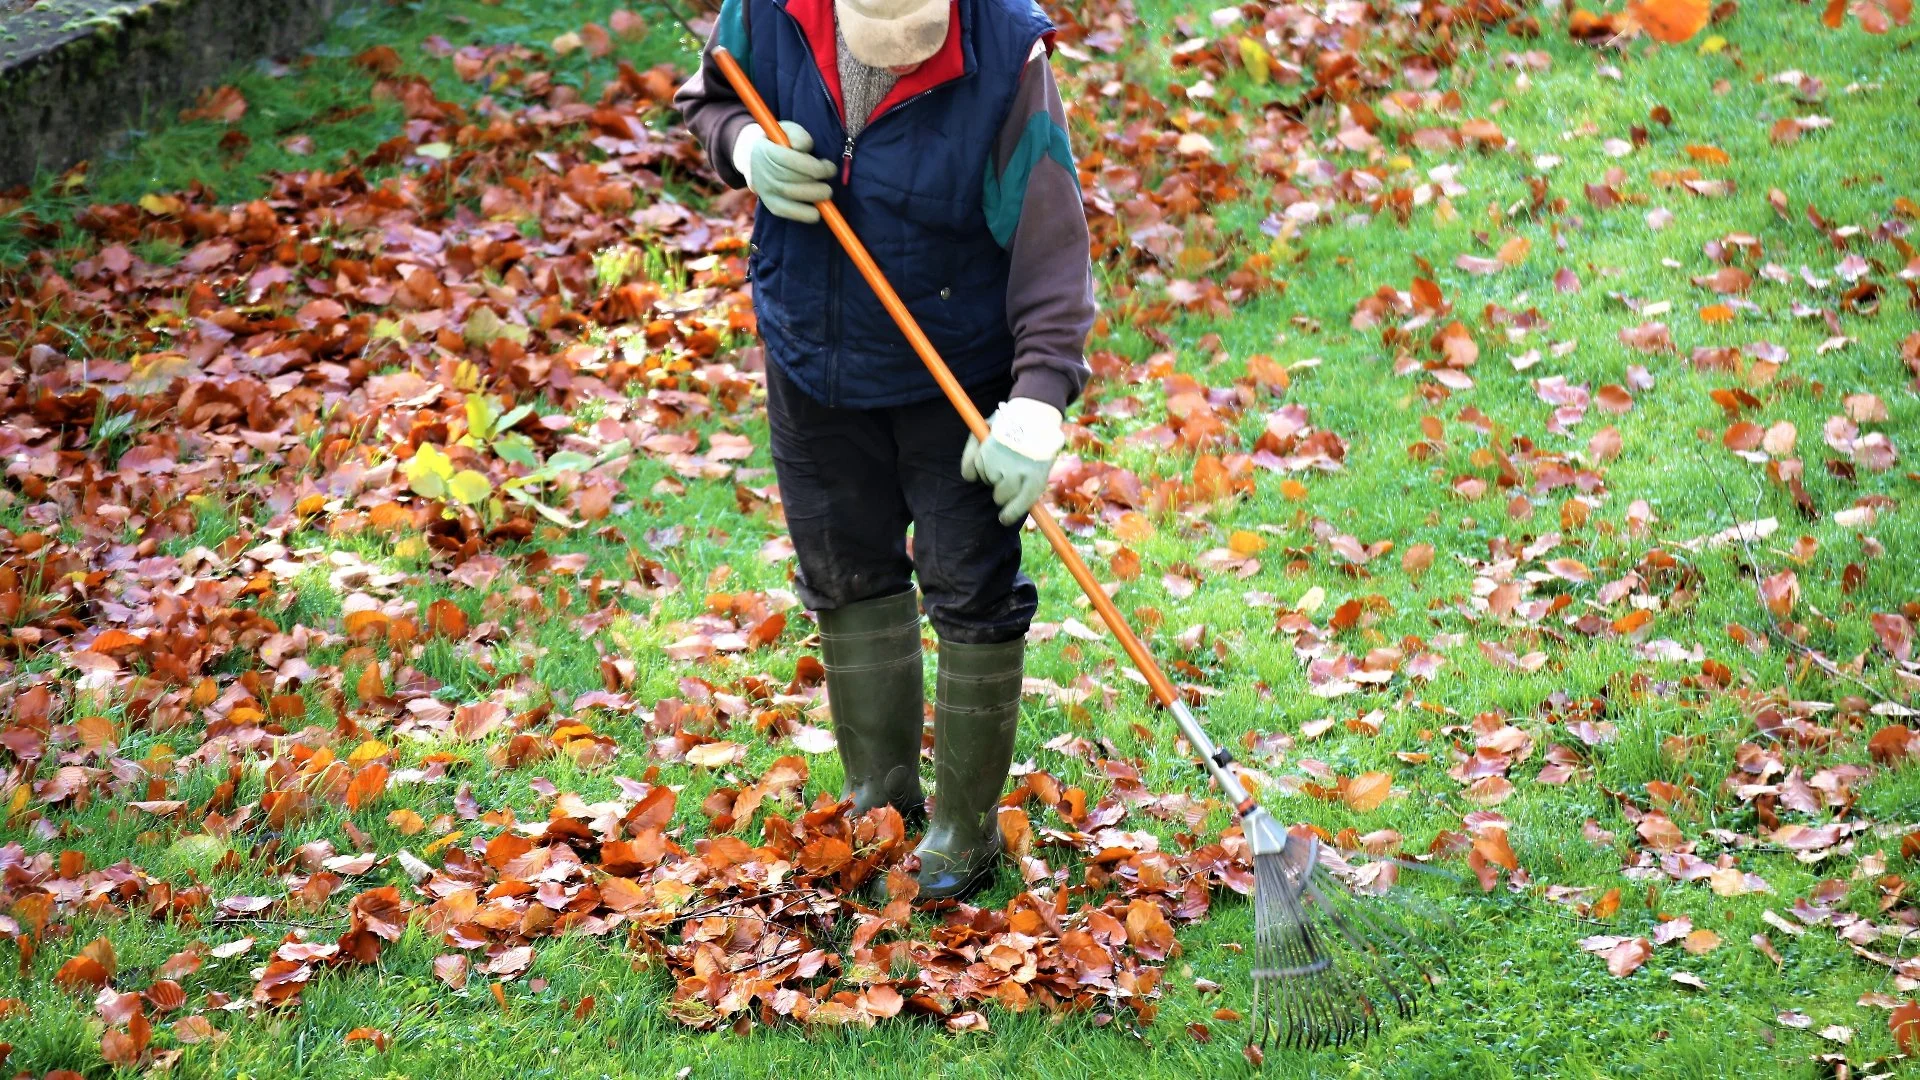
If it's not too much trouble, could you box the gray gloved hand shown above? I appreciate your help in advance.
[731,121,836,223]
[960,398,1066,526]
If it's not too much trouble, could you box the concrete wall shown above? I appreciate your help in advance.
[0,0,343,189]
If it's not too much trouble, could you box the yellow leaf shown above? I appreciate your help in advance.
[1237,36,1272,85]
[465,392,499,437]
[1228,530,1267,556]
[138,193,185,216]
[404,444,454,500]
[448,470,494,506]
[422,831,464,857]
[1697,33,1726,53]
[348,740,390,768]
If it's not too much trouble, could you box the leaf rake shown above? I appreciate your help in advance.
[710,46,1449,1052]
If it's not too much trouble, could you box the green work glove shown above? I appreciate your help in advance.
[731,121,836,224]
[961,397,1066,526]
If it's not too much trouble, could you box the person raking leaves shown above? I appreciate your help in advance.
[674,0,1096,902]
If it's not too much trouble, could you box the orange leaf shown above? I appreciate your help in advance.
[490,982,509,1014]
[88,629,142,654]
[1611,609,1654,635]
[1343,771,1394,813]
[356,663,386,702]
[1629,0,1711,42]
[346,764,389,812]
[1822,0,1848,27]
[55,955,110,995]
[344,1027,389,1050]
[1592,887,1621,919]
[387,808,426,835]
[1228,530,1266,556]
[1124,898,1177,960]
[1683,143,1730,164]
[1869,725,1915,765]
[1472,829,1519,871]
[746,612,787,649]
[1893,1000,1920,1054]
[426,599,468,638]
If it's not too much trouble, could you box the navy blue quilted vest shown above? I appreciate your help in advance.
[744,0,1052,408]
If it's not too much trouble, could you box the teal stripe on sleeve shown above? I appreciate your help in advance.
[715,0,750,68]
[983,112,1075,249]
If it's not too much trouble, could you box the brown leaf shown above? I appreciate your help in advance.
[1758,570,1799,618]
[56,952,112,995]
[1606,938,1653,977]
[486,946,534,979]
[1125,898,1177,960]
[434,954,470,990]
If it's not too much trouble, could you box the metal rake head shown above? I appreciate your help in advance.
[1244,810,1448,1052]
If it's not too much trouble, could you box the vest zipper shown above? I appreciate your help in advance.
[771,3,995,403]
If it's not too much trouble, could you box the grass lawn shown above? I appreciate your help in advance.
[1,0,1918,1077]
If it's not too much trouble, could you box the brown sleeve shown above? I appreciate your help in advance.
[671,7,756,190]
[995,51,1096,411]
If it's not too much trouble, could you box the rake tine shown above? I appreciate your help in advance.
[1303,882,1416,1016]
[1244,823,1454,1053]
[1305,875,1427,1019]
[1309,865,1452,979]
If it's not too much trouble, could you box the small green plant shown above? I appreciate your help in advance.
[593,244,645,293]
[85,401,139,467]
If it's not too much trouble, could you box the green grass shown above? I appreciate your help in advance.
[2,0,1918,1077]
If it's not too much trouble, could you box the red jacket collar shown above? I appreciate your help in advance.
[781,0,969,129]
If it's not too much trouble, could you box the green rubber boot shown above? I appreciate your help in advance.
[818,590,927,822]
[910,636,1024,903]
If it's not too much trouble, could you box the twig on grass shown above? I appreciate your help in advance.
[1684,438,1904,711]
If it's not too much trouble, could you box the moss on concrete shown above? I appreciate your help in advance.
[0,0,347,186]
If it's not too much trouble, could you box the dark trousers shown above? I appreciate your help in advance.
[766,362,1037,645]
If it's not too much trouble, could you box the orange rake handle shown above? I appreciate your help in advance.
[710,47,1187,715]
